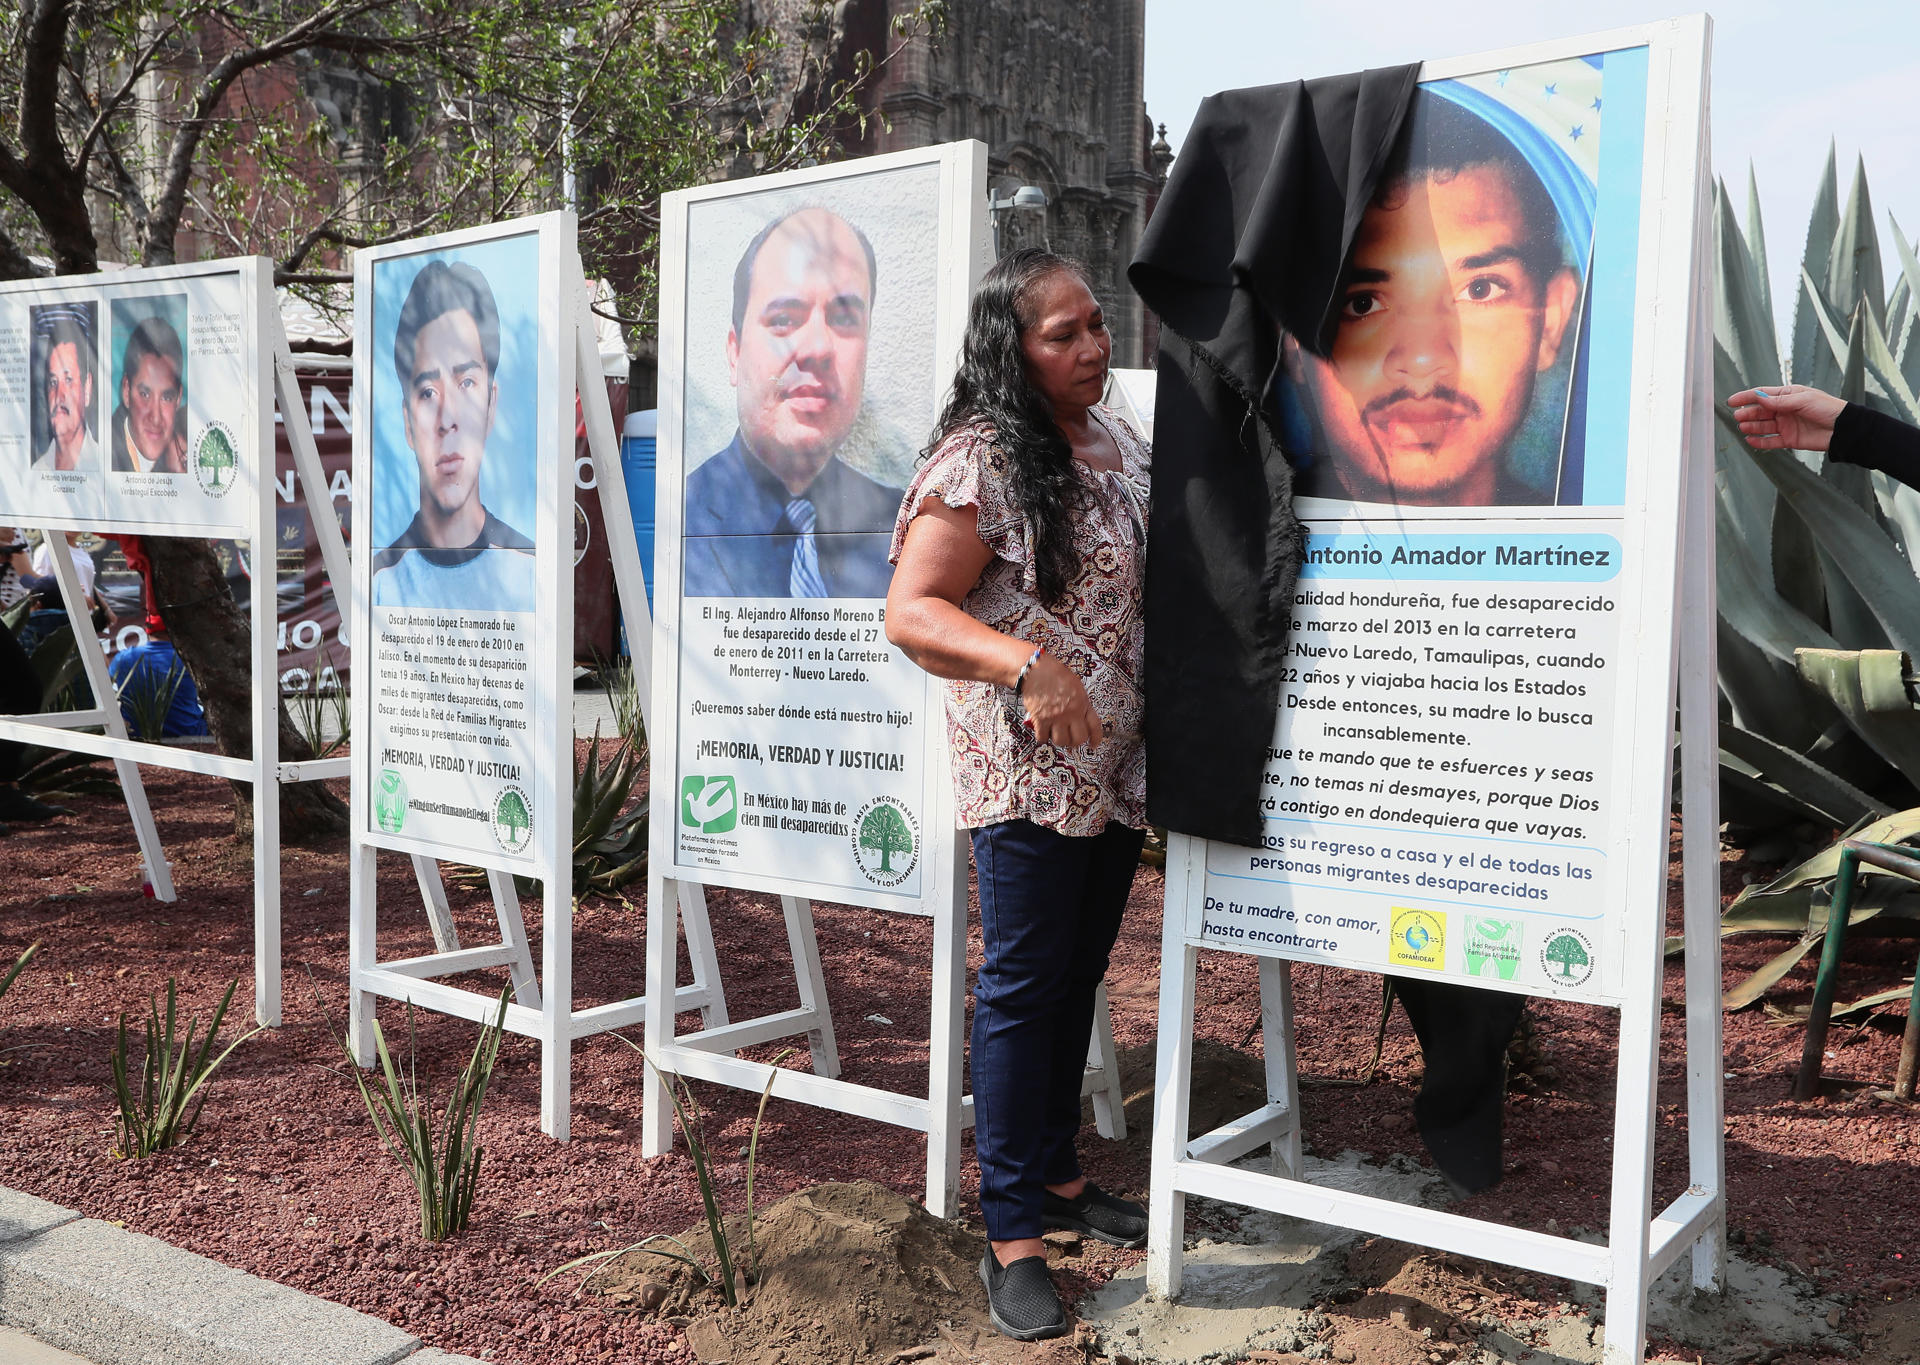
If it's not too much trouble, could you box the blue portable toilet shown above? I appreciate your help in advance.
[620,408,658,612]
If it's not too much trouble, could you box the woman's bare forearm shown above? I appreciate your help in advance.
[887,594,1034,686]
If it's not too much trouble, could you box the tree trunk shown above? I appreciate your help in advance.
[144,536,349,842]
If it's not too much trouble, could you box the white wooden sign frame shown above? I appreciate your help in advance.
[642,142,1129,1217]
[0,256,349,1027]
[1146,19,1723,1365]
[344,213,726,1140]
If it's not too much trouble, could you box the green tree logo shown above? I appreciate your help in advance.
[1541,929,1595,986]
[493,785,533,853]
[850,797,919,888]
[374,768,407,833]
[193,423,237,496]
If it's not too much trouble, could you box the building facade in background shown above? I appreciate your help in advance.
[758,0,1170,367]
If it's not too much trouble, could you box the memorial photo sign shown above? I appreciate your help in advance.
[1187,44,1661,1005]
[0,260,265,536]
[656,150,978,909]
[353,219,567,868]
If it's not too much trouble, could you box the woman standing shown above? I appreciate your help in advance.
[886,249,1150,1341]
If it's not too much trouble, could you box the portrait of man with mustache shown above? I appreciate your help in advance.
[1289,91,1582,508]
[682,206,904,599]
[31,306,102,473]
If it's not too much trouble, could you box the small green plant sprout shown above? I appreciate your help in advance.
[1,942,38,1003]
[541,1040,793,1307]
[115,655,187,743]
[598,655,646,754]
[333,986,510,1242]
[109,977,262,1158]
[284,645,349,759]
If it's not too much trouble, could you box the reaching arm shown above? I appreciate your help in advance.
[886,497,1105,749]
[1725,383,1846,451]
[1727,383,1920,486]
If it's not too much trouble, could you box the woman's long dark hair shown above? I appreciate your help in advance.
[925,248,1098,608]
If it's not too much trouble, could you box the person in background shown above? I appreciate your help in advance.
[1,528,30,609]
[107,627,210,741]
[0,614,70,832]
[886,249,1150,1342]
[17,531,97,656]
[1725,382,1920,479]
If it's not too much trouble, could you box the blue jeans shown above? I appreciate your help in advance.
[970,817,1145,1241]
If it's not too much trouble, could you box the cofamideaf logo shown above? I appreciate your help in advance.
[850,796,918,888]
[681,775,738,833]
[1387,907,1446,971]
[374,768,407,833]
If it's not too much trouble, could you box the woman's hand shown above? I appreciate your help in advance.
[1725,384,1846,452]
[1020,649,1104,749]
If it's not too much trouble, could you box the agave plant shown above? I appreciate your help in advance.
[450,723,646,899]
[573,724,648,895]
[2,604,115,802]
[1713,147,1920,997]
[1713,147,1920,832]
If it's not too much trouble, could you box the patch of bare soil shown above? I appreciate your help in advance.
[1318,1240,1583,1365]
[3,775,1919,1364]
[587,1181,996,1365]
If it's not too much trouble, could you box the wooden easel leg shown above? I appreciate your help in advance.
[1086,980,1127,1140]
[42,533,178,904]
[539,876,572,1141]
[412,855,462,954]
[679,881,730,1029]
[642,869,679,1157]
[1259,957,1302,1178]
[780,895,841,1078]
[1146,939,1196,1298]
[925,877,967,1219]
[348,844,378,1066]
[1678,143,1727,1297]
[486,868,543,1008]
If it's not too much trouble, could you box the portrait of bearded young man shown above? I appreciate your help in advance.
[1290,91,1583,508]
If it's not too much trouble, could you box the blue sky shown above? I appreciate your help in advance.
[1143,2,1920,365]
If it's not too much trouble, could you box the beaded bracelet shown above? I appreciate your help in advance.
[1012,645,1044,696]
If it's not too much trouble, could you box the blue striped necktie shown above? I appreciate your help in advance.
[786,497,828,598]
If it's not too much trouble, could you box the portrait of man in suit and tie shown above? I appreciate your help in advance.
[682,206,907,599]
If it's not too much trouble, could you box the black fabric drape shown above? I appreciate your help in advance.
[1129,66,1420,847]
[1130,68,1529,1197]
[1831,402,1920,486]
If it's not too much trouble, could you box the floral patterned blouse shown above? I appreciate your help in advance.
[889,405,1150,836]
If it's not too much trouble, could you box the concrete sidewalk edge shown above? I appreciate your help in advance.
[0,1186,490,1365]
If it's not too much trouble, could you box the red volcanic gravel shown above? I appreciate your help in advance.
[1,754,1917,1363]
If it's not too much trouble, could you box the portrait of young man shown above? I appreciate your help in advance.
[1290,90,1585,508]
[372,258,535,612]
[111,312,189,475]
[31,305,102,473]
[683,205,905,599]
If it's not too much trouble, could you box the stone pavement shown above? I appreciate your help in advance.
[0,1186,485,1365]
